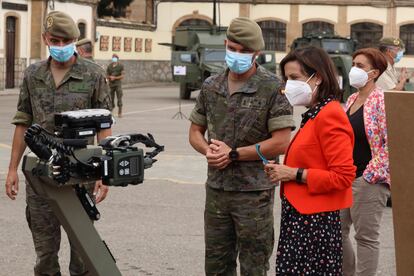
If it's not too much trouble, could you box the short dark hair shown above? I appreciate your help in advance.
[112,53,119,58]
[280,46,341,103]
[352,48,388,81]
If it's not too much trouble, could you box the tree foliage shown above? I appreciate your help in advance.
[98,0,135,18]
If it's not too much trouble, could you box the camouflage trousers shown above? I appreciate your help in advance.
[110,85,123,109]
[25,182,94,276]
[204,186,275,276]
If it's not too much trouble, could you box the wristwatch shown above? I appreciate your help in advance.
[229,148,239,161]
[296,168,304,184]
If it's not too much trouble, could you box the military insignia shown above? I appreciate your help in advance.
[69,82,91,93]
[46,16,53,29]
[393,39,400,46]
[241,97,267,109]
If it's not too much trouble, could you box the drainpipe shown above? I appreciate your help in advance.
[153,0,161,30]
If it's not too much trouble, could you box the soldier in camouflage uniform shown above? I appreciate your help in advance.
[5,11,112,276]
[189,17,295,275]
[106,54,124,117]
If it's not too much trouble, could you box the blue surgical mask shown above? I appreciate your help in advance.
[225,49,254,74]
[394,50,404,63]
[48,43,75,63]
[112,57,118,63]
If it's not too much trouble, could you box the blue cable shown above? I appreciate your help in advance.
[255,144,269,164]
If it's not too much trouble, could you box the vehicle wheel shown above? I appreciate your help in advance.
[180,83,192,100]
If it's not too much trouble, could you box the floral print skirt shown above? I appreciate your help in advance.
[276,197,343,275]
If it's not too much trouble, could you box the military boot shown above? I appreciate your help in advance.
[118,106,123,118]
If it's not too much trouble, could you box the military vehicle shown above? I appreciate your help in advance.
[162,26,276,99]
[291,33,357,101]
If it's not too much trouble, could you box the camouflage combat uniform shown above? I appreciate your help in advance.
[189,65,295,276]
[106,62,124,110]
[12,54,111,276]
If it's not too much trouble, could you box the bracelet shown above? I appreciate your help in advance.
[296,168,304,183]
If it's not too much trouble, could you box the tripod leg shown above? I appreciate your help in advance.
[23,155,122,276]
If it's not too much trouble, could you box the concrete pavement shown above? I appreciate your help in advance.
[0,86,396,275]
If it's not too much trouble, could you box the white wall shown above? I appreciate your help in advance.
[0,0,30,58]
[299,5,338,23]
[95,26,171,61]
[248,4,290,23]
[396,7,414,25]
[157,2,239,32]
[347,6,387,24]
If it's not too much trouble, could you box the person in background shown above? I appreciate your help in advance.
[265,46,356,275]
[377,37,408,91]
[189,17,295,275]
[341,48,390,276]
[107,54,124,117]
[76,38,94,60]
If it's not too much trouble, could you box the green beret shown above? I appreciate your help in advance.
[379,37,405,50]
[226,17,264,51]
[43,11,80,39]
[76,38,92,47]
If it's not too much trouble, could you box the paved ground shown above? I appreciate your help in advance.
[0,86,396,275]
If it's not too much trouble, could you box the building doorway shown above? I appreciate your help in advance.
[6,16,17,88]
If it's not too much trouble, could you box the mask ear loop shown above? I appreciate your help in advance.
[366,69,377,83]
[307,73,319,100]
[305,73,316,83]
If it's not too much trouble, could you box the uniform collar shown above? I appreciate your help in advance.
[34,54,84,83]
[216,64,265,96]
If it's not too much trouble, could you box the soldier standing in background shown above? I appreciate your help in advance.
[377,37,409,91]
[188,17,295,275]
[4,11,112,276]
[76,38,94,60]
[107,54,124,117]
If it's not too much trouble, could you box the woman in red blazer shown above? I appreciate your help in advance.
[264,46,356,275]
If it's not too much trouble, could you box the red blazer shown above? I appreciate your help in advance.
[281,101,356,214]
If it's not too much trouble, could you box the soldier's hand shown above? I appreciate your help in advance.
[209,139,231,154]
[93,180,109,204]
[399,67,408,83]
[206,148,231,170]
[5,169,19,200]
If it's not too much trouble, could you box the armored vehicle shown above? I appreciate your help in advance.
[291,34,357,101]
[163,26,276,99]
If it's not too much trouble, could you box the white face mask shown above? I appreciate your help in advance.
[284,73,315,106]
[349,67,374,89]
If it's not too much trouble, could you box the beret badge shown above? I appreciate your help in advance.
[46,16,53,29]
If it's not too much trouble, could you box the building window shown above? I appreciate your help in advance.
[78,22,86,39]
[257,20,286,51]
[351,22,383,49]
[302,21,334,36]
[400,24,414,55]
[178,18,211,27]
